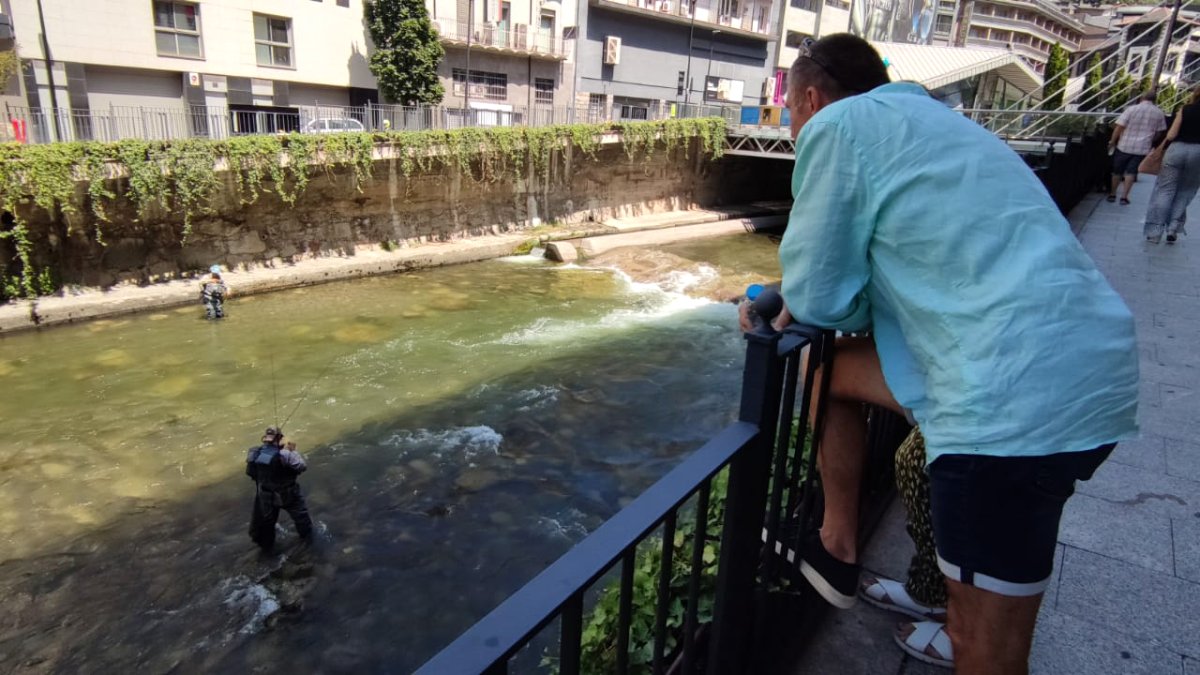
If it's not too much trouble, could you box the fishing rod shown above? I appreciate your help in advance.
[270,352,280,427]
[279,355,341,430]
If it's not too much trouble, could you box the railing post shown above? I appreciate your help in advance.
[706,329,785,674]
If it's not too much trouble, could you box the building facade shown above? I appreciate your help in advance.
[4,0,378,129]
[575,0,778,120]
[428,0,578,121]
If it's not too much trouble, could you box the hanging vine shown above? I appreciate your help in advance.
[0,117,728,299]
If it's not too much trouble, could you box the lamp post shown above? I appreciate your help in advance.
[704,29,721,106]
[683,1,697,107]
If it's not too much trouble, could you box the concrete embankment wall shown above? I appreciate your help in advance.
[7,139,790,290]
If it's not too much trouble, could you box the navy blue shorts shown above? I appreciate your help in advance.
[1112,150,1144,177]
[928,444,1114,596]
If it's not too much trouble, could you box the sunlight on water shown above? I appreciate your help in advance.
[0,233,781,672]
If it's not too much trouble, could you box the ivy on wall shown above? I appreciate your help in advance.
[0,118,727,300]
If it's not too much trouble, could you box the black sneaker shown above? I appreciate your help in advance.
[1167,233,1178,244]
[799,533,860,609]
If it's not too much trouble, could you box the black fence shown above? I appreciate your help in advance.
[1027,128,1114,216]
[416,323,907,674]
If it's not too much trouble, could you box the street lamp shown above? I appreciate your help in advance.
[683,1,697,107]
[704,29,722,106]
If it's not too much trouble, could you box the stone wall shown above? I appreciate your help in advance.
[6,139,790,289]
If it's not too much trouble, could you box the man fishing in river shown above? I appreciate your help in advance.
[246,427,313,552]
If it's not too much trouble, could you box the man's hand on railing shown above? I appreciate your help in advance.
[739,286,792,333]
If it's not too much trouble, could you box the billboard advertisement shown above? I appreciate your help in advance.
[849,0,938,45]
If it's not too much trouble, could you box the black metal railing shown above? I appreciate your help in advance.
[416,318,906,674]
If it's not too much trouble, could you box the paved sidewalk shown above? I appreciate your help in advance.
[795,180,1200,674]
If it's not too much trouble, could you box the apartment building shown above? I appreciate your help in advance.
[4,0,378,127]
[957,0,1084,73]
[575,0,778,120]
[429,0,577,118]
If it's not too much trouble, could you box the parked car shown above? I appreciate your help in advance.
[304,118,366,134]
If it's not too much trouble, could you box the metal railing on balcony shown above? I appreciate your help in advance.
[434,18,566,59]
[0,101,735,144]
[416,317,906,674]
[596,0,776,36]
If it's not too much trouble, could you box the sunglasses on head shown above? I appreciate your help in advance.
[798,37,872,94]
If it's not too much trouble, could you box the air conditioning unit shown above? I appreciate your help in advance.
[469,83,489,96]
[603,36,621,65]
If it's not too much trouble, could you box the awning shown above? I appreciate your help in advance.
[871,42,1044,95]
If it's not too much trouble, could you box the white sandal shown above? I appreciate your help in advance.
[895,620,954,669]
[859,575,947,621]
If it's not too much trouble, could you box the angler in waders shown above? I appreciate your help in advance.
[246,427,313,552]
[200,269,228,320]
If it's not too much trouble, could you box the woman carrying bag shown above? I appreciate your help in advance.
[1143,86,1200,244]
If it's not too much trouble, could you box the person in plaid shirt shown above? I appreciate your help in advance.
[1108,93,1166,205]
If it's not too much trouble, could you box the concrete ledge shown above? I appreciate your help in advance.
[578,215,788,257]
[2,203,792,335]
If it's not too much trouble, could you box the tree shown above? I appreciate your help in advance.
[1108,68,1135,110]
[364,0,446,105]
[1138,74,1152,99]
[1044,43,1070,110]
[1080,53,1102,111]
[1157,81,1180,113]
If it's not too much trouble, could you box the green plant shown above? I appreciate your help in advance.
[1109,68,1135,110]
[0,119,728,298]
[1043,43,1069,111]
[546,470,728,675]
[364,0,446,105]
[1080,53,1103,112]
[0,50,19,92]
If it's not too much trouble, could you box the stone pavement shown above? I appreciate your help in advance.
[794,180,1200,674]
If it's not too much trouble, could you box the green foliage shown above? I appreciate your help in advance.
[1157,82,1183,113]
[364,0,446,105]
[1043,43,1069,111]
[1080,54,1103,112]
[0,50,19,93]
[558,422,813,674]
[1108,68,1135,111]
[0,119,727,298]
[548,470,729,675]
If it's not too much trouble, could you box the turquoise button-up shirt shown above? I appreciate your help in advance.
[779,82,1139,463]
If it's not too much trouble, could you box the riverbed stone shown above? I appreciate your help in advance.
[544,241,579,263]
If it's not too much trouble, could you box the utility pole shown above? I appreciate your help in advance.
[1151,0,1183,92]
[704,29,722,106]
[34,0,62,140]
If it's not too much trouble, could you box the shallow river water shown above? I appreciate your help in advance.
[0,234,780,673]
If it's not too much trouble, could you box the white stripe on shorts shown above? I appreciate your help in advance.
[937,555,1050,597]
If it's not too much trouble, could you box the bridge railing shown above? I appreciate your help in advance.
[416,322,905,674]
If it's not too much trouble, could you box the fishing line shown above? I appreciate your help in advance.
[270,352,280,427]
[280,355,340,430]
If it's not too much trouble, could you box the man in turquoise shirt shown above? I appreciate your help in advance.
[774,35,1138,673]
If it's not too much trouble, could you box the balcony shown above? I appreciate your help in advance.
[434,18,567,60]
[590,0,777,41]
[973,36,1049,63]
[970,12,1081,50]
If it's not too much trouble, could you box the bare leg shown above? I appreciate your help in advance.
[1121,174,1136,200]
[1110,174,1120,197]
[945,578,1042,675]
[807,337,901,563]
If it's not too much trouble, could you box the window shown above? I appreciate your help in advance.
[452,69,507,100]
[254,14,294,68]
[154,1,203,58]
[619,104,649,120]
[535,78,554,104]
[337,0,350,5]
[784,31,812,48]
[790,0,819,11]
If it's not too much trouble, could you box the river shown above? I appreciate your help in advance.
[0,233,780,673]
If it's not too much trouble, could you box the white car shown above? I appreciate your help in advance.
[304,118,366,133]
